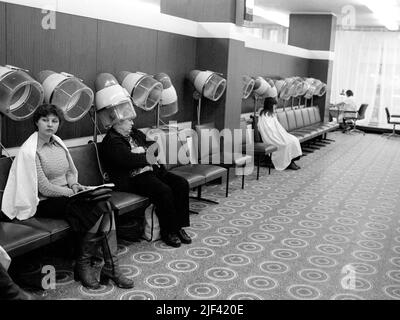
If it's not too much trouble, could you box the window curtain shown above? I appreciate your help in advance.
[331,30,400,128]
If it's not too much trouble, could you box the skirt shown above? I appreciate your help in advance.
[36,197,110,232]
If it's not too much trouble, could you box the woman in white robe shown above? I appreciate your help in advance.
[257,97,302,171]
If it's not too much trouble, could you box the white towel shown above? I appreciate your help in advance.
[257,114,302,171]
[1,132,77,221]
[0,245,11,271]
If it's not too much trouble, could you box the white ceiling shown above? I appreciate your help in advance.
[254,0,400,28]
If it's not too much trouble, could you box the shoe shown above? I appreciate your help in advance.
[100,230,134,289]
[286,162,299,170]
[162,232,181,248]
[292,162,301,169]
[177,229,192,244]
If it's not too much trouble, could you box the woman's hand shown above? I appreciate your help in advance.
[131,146,146,154]
[71,183,86,194]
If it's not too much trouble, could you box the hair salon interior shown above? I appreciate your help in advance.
[0,0,400,301]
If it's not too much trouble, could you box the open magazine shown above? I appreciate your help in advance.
[69,183,115,198]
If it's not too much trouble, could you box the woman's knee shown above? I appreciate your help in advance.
[170,175,190,193]
[153,183,174,200]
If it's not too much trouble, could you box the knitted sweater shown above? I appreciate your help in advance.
[36,139,77,198]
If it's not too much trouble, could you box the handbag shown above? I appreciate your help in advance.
[142,204,161,241]
[0,245,11,271]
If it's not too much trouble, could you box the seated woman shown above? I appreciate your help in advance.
[100,118,191,248]
[257,97,302,170]
[1,104,133,290]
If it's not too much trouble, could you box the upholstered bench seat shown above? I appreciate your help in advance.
[109,191,150,215]
[0,222,51,258]
[173,164,227,183]
[253,142,278,155]
[168,169,205,189]
[15,218,71,243]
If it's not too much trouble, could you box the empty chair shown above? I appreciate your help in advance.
[343,104,368,134]
[195,122,252,190]
[383,107,400,138]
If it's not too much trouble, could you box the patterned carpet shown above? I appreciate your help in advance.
[13,132,400,300]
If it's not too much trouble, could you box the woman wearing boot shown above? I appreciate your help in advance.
[1,104,133,290]
[257,97,302,171]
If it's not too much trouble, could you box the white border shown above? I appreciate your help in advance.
[2,0,334,60]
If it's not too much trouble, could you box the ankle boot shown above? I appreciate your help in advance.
[74,232,103,289]
[0,264,33,300]
[100,230,134,289]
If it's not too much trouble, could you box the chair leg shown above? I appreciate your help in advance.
[385,125,400,138]
[306,144,320,150]
[225,168,229,197]
[241,170,245,189]
[190,185,219,204]
[256,155,260,180]
[268,154,271,175]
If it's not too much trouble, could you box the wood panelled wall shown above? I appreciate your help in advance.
[309,59,333,121]
[0,2,332,147]
[96,22,196,129]
[3,5,98,147]
[194,38,229,130]
[288,14,336,121]
[160,0,236,23]
[0,3,196,148]
[225,39,245,130]
[241,47,309,114]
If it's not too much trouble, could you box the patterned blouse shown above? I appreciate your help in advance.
[36,137,77,198]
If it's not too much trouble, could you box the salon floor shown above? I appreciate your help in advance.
[13,132,400,300]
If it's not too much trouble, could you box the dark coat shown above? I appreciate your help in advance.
[100,127,163,188]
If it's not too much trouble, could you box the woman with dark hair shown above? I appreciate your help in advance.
[100,118,191,248]
[257,97,302,170]
[1,104,133,290]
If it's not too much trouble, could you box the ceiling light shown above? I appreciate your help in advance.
[361,0,399,30]
[253,6,289,28]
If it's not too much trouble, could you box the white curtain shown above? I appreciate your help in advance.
[331,30,400,127]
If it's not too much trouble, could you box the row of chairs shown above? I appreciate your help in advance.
[0,106,336,262]
[0,132,230,258]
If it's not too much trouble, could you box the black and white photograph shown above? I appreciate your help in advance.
[0,0,400,308]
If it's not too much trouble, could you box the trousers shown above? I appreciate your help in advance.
[121,168,190,234]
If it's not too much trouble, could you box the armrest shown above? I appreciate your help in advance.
[343,111,357,119]
[343,111,357,115]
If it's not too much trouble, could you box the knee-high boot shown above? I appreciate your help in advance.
[100,230,134,289]
[0,264,33,300]
[74,232,103,289]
